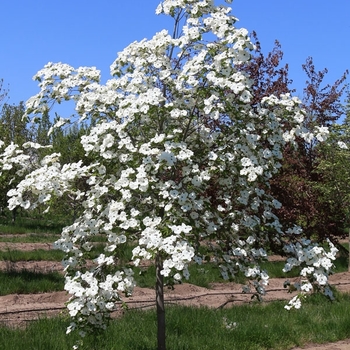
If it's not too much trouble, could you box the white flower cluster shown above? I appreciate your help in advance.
[65,268,135,334]
[7,154,92,211]
[284,295,302,310]
[0,142,33,176]
[283,239,338,309]
[0,0,334,344]
[222,317,237,330]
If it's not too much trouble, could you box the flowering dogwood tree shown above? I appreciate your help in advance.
[0,0,338,349]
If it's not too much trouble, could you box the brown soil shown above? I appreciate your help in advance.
[0,241,349,350]
[0,242,55,251]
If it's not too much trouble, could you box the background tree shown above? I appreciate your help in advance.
[236,34,348,247]
[34,108,52,146]
[0,79,8,108]
[0,102,30,145]
[0,102,33,220]
[49,121,92,222]
[241,37,349,243]
[239,31,293,107]
[270,58,348,243]
[0,103,92,223]
[312,96,350,262]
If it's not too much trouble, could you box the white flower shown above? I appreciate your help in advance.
[338,141,348,149]
[174,273,182,281]
[246,236,255,245]
[159,151,176,166]
[285,295,302,310]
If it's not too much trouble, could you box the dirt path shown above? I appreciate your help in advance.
[291,340,350,350]
[0,278,301,326]
[0,242,55,251]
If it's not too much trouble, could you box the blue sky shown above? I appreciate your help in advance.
[1,0,349,110]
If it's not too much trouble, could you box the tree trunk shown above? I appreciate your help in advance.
[11,207,17,223]
[348,228,350,272]
[156,253,166,350]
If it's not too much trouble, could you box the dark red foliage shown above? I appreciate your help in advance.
[270,57,348,240]
[237,34,348,241]
[240,31,293,106]
[302,57,348,127]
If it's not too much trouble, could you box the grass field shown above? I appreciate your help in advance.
[0,241,348,294]
[0,270,64,295]
[0,220,349,349]
[0,292,350,350]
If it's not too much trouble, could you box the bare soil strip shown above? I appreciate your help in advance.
[0,278,301,327]
[0,242,55,251]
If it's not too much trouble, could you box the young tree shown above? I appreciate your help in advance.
[0,1,338,349]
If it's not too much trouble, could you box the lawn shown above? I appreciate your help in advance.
[0,293,350,350]
[0,221,349,350]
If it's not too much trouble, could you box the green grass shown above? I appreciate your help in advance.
[1,293,350,349]
[0,251,347,295]
[0,244,106,262]
[0,249,66,262]
[0,248,346,277]
[134,262,246,289]
[0,260,234,295]
[0,232,348,349]
[0,233,60,243]
[0,254,346,295]
[259,260,296,278]
[334,255,348,271]
[0,215,67,235]
[0,235,347,295]
[133,254,349,289]
[0,270,64,295]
